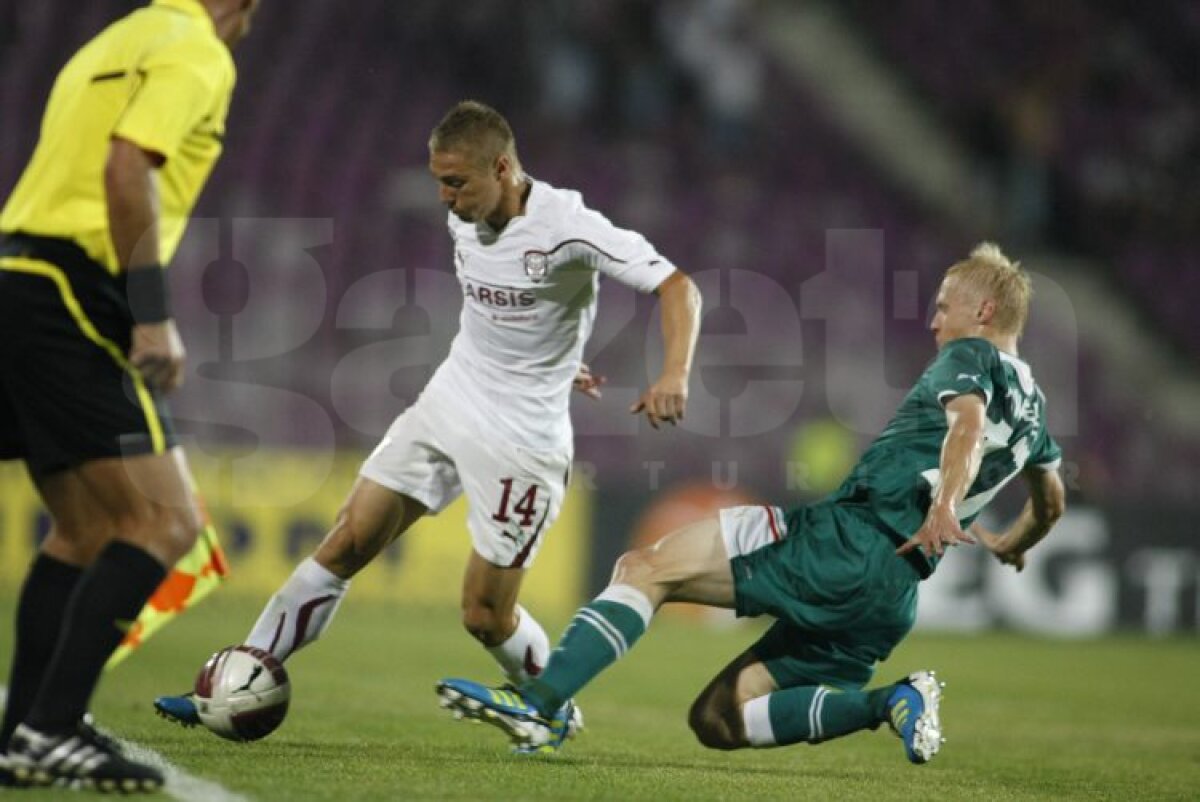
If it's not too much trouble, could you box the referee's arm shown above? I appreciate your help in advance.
[106,137,160,268]
[105,137,185,392]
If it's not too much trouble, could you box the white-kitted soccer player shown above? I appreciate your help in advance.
[154,100,702,738]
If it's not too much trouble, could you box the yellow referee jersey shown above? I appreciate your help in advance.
[0,0,236,274]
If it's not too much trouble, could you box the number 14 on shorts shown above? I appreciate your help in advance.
[492,478,540,528]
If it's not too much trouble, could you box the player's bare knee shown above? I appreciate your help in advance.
[610,547,657,587]
[610,547,673,602]
[160,503,202,561]
[117,502,201,564]
[687,697,743,750]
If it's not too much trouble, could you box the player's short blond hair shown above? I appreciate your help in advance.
[428,100,519,170]
[946,242,1032,336]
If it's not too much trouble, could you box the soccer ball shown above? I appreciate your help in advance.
[193,645,290,741]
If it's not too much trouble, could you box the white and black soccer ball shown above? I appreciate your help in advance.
[193,645,290,742]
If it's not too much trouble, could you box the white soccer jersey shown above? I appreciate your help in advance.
[428,178,677,451]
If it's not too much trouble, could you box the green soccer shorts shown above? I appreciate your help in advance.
[719,502,920,690]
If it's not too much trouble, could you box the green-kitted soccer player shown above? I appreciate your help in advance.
[438,243,1066,762]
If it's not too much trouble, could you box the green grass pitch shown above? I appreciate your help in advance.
[2,592,1196,801]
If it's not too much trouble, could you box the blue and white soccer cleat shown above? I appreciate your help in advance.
[153,692,201,728]
[436,678,578,754]
[512,702,583,755]
[886,669,945,764]
[498,683,584,744]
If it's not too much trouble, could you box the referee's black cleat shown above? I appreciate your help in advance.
[80,712,125,754]
[6,722,163,793]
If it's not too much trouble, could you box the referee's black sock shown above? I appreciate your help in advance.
[24,541,165,735]
[0,553,83,751]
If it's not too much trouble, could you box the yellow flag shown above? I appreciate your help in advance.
[105,507,229,670]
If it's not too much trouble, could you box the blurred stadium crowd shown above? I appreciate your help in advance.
[1,0,1196,509]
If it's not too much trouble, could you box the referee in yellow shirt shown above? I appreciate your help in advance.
[0,0,259,791]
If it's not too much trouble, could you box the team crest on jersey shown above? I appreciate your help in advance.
[523,251,550,283]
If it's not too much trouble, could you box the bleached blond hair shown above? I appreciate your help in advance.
[946,242,1033,336]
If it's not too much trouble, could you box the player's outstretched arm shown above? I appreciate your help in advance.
[106,137,185,392]
[898,393,986,558]
[972,467,1066,571]
[631,271,701,428]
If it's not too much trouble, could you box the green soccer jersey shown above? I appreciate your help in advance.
[825,337,1062,570]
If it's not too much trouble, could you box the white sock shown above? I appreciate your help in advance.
[595,584,655,628]
[742,695,777,747]
[245,557,349,661]
[485,605,550,684]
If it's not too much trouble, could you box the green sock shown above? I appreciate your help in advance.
[746,684,895,746]
[521,585,652,717]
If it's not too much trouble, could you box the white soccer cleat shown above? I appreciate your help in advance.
[886,669,945,764]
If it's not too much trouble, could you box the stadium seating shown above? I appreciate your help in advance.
[2,0,1194,500]
[843,0,1199,357]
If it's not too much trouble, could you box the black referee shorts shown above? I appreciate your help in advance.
[0,233,177,476]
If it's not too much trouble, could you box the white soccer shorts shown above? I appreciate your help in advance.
[718,505,788,560]
[359,391,571,569]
